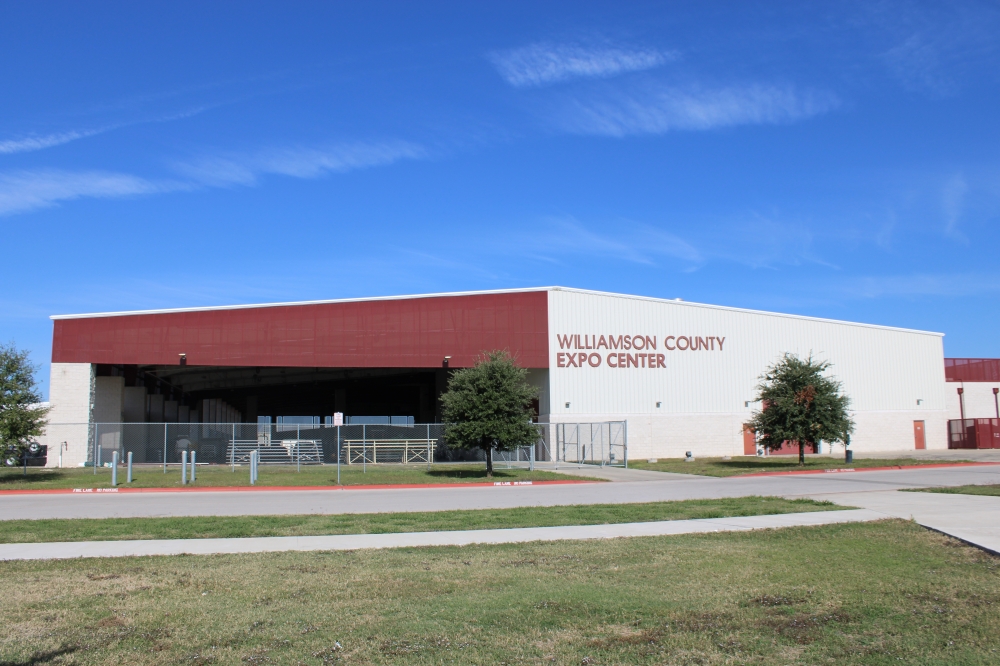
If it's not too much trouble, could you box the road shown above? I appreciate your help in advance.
[2,464,997,520]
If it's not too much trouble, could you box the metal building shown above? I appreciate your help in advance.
[44,287,950,466]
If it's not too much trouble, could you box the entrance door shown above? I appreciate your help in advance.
[913,420,926,450]
[742,424,757,455]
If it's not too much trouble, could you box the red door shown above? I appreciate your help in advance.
[742,425,757,455]
[913,421,926,450]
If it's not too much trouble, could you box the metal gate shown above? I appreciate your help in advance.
[555,421,627,467]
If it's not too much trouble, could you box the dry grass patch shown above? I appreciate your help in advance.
[1,520,999,664]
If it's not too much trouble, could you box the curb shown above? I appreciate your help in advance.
[0,479,598,496]
[736,461,1000,478]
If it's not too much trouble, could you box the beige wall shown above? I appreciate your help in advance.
[43,363,94,467]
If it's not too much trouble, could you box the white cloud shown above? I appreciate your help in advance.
[0,139,427,216]
[175,140,426,187]
[0,106,216,156]
[0,169,173,216]
[942,173,968,240]
[489,42,675,88]
[534,216,702,265]
[0,130,104,155]
[560,84,839,137]
[839,273,1000,299]
[883,32,957,97]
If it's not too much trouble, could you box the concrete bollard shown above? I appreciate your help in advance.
[182,450,188,485]
[127,451,133,483]
[111,451,118,486]
[191,451,196,483]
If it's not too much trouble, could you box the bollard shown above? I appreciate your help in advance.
[250,450,258,485]
[191,451,196,483]
[182,450,188,485]
[111,451,118,486]
[127,451,133,483]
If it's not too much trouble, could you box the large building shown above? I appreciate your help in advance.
[44,286,980,467]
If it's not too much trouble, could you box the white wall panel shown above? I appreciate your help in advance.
[547,289,948,455]
[946,382,1000,420]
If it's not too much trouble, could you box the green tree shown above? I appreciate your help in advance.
[747,353,854,465]
[0,343,50,467]
[440,350,539,478]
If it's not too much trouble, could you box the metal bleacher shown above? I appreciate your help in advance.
[226,437,324,465]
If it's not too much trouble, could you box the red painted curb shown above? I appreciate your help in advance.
[0,479,598,496]
[735,461,1000,478]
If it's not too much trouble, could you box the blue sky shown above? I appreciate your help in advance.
[3,1,1000,398]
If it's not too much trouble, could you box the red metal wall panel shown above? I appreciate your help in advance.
[52,292,549,368]
[945,358,1000,382]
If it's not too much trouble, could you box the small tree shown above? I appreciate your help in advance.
[747,353,853,465]
[440,350,539,478]
[0,343,50,467]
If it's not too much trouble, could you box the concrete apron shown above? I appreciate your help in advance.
[803,489,1000,557]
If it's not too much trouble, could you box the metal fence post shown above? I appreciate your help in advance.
[426,423,431,471]
[337,425,341,485]
[363,424,366,474]
[297,424,301,472]
[127,451,133,483]
[231,423,236,472]
[111,450,118,486]
[530,440,535,471]
[93,425,98,475]
[623,420,628,468]
[191,451,196,482]
[181,450,188,485]
[162,424,168,474]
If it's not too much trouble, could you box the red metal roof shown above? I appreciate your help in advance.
[52,291,549,368]
[945,358,1000,382]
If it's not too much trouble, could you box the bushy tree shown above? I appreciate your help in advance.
[0,343,50,465]
[440,350,539,478]
[747,353,853,465]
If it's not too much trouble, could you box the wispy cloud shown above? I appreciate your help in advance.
[0,138,427,216]
[0,129,107,155]
[532,216,702,266]
[942,173,968,240]
[489,42,676,88]
[0,170,178,216]
[837,273,1000,299]
[0,105,217,156]
[174,140,426,187]
[883,32,957,97]
[558,83,839,137]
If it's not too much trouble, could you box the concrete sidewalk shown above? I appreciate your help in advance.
[807,489,1000,556]
[0,508,882,561]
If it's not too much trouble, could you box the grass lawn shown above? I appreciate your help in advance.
[0,463,591,491]
[0,496,839,544]
[628,455,967,477]
[2,520,999,664]
[904,484,1000,497]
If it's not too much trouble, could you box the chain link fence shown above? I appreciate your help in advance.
[86,420,627,469]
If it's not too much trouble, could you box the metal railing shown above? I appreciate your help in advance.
[83,420,627,469]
